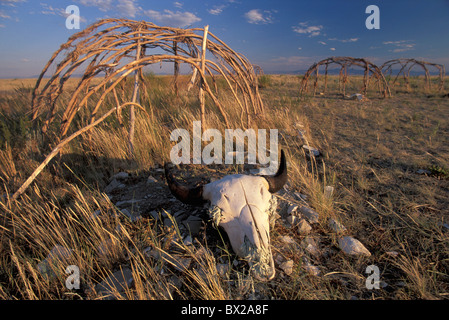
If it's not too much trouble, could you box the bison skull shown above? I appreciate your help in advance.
[165,150,287,281]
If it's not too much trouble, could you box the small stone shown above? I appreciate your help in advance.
[417,169,431,175]
[149,210,160,220]
[287,204,299,215]
[302,145,320,157]
[328,218,347,233]
[302,236,320,257]
[280,260,294,276]
[338,236,371,257]
[115,199,142,207]
[120,208,141,222]
[299,206,319,224]
[146,175,158,184]
[183,235,193,246]
[104,179,125,194]
[95,267,134,299]
[297,219,312,235]
[286,215,298,226]
[183,216,203,235]
[302,257,321,276]
[216,263,230,277]
[112,172,129,180]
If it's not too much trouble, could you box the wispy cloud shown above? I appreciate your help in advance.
[116,0,140,18]
[318,41,326,45]
[328,37,359,43]
[245,9,274,24]
[0,9,11,19]
[383,40,415,53]
[0,0,27,7]
[144,9,201,28]
[173,2,183,9]
[78,0,113,12]
[208,5,226,15]
[40,3,87,22]
[292,22,323,37]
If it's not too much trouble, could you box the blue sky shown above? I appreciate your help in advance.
[0,0,448,77]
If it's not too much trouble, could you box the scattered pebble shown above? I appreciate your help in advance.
[279,260,294,276]
[338,236,371,257]
[328,218,347,233]
[299,206,319,224]
[297,219,312,235]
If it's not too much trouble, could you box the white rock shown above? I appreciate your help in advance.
[328,218,347,233]
[338,236,371,257]
[302,236,320,257]
[302,257,321,276]
[297,219,312,235]
[302,145,320,157]
[299,206,319,224]
[348,93,364,101]
[280,260,294,276]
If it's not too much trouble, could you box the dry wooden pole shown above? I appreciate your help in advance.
[199,25,209,133]
[324,63,329,94]
[173,41,179,96]
[128,31,142,158]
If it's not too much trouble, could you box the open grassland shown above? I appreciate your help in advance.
[0,74,448,300]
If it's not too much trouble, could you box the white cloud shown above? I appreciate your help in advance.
[173,2,183,9]
[328,37,359,43]
[117,0,139,18]
[292,22,323,37]
[78,0,113,12]
[0,0,27,7]
[318,41,326,45]
[0,9,11,18]
[208,5,225,15]
[145,9,201,27]
[245,9,273,24]
[40,3,87,22]
[383,40,415,53]
[330,47,336,51]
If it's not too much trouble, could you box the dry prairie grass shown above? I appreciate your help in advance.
[0,74,448,300]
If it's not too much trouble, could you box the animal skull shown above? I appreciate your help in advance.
[165,150,287,281]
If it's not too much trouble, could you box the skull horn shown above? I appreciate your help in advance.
[263,149,287,193]
[164,163,206,205]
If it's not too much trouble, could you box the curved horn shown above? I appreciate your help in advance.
[263,149,287,193]
[164,163,206,206]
